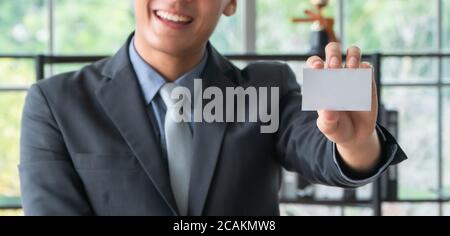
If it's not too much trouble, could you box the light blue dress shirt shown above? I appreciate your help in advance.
[128,37,207,157]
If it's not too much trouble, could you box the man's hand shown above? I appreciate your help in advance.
[306,42,381,174]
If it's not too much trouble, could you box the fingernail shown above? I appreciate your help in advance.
[329,57,340,67]
[313,60,323,68]
[348,57,358,67]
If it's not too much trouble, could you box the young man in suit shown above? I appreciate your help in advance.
[19,0,406,216]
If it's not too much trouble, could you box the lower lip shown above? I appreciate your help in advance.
[154,11,192,30]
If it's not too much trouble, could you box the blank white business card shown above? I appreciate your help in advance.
[302,68,372,111]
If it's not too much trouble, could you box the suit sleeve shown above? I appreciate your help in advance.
[276,64,407,188]
[19,84,93,216]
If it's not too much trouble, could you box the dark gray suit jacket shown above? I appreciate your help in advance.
[19,35,407,216]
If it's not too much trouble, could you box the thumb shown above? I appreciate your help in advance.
[317,110,340,135]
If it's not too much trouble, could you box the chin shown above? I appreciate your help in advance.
[152,39,201,56]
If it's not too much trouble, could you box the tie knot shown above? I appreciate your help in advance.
[159,83,178,107]
[159,83,191,122]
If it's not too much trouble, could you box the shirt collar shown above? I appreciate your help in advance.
[129,37,208,105]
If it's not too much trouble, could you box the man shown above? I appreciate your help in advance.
[19,0,406,216]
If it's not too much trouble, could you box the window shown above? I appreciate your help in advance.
[280,204,343,216]
[443,0,450,52]
[382,57,438,84]
[382,87,439,199]
[343,0,438,52]
[0,93,26,198]
[0,1,46,215]
[0,59,35,87]
[444,87,450,197]
[256,0,337,54]
[0,0,48,54]
[382,203,440,216]
[210,1,244,54]
[53,0,134,55]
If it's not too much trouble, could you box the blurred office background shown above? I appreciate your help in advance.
[0,0,449,216]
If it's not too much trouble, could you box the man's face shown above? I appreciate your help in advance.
[134,0,237,56]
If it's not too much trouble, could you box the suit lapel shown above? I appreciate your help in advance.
[96,38,179,215]
[188,45,236,216]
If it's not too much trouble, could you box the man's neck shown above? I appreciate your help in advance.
[134,38,206,82]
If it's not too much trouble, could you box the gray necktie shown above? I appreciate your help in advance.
[159,83,193,216]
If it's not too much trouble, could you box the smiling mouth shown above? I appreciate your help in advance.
[154,10,194,25]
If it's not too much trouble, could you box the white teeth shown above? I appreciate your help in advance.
[156,10,192,23]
